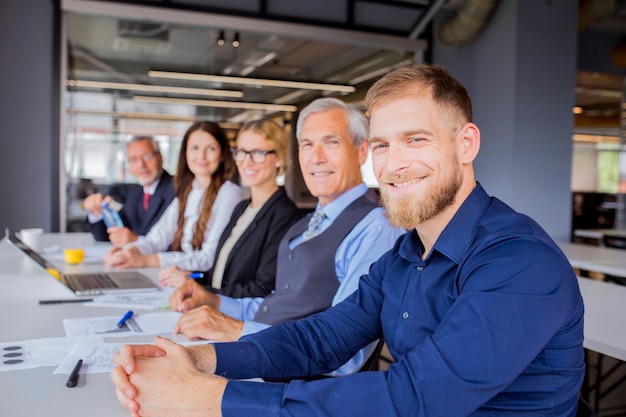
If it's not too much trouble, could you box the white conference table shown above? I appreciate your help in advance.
[557,241,626,278]
[0,234,177,416]
[2,235,626,415]
[577,277,626,362]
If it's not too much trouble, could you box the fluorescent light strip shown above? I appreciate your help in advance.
[133,96,298,112]
[148,70,356,93]
[66,108,242,129]
[67,80,243,98]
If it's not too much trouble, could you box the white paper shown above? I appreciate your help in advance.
[54,342,125,374]
[54,338,212,374]
[85,287,175,310]
[0,336,103,372]
[63,311,183,337]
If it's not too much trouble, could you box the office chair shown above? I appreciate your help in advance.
[358,339,385,372]
[603,235,626,250]
[576,396,597,417]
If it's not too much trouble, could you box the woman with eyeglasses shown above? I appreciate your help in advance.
[158,118,302,298]
[104,121,243,271]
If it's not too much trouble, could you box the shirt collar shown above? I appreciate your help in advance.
[399,182,491,264]
[143,177,160,195]
[315,183,368,222]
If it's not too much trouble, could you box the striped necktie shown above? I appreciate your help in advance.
[302,208,325,242]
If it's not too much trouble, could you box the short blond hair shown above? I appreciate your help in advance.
[365,64,473,125]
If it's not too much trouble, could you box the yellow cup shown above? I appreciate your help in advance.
[63,248,85,265]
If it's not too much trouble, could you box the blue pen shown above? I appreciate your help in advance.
[117,310,134,328]
[189,272,204,279]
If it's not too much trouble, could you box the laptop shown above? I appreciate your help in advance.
[6,229,160,296]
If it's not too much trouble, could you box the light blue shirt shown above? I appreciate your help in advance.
[219,183,405,375]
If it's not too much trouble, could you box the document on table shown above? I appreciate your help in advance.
[0,336,103,372]
[54,338,212,374]
[54,342,124,374]
[86,287,175,310]
[63,311,183,337]
[39,242,111,263]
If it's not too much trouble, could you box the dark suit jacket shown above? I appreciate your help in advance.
[88,171,175,242]
[201,187,302,298]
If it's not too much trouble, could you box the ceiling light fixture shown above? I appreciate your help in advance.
[232,32,240,48]
[148,70,356,93]
[132,95,298,112]
[66,108,241,129]
[67,80,243,98]
[217,30,225,46]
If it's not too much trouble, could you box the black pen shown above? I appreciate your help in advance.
[66,358,83,388]
[39,299,93,305]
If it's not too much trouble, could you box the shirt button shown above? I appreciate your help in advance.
[262,306,269,312]
[284,284,290,289]
[402,312,410,319]
[415,266,424,271]
[288,253,293,260]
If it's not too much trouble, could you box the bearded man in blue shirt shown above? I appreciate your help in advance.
[111,64,585,417]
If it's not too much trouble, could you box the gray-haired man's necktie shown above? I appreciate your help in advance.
[302,208,325,242]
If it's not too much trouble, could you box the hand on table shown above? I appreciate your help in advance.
[104,246,158,269]
[159,265,192,288]
[169,280,220,312]
[111,336,224,417]
[174,305,244,342]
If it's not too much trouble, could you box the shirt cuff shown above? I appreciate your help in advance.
[214,341,259,378]
[87,212,103,224]
[222,379,285,417]
[218,295,242,319]
[241,320,271,336]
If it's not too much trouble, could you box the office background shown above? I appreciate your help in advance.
[0,0,621,243]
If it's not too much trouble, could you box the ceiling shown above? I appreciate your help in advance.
[62,0,626,132]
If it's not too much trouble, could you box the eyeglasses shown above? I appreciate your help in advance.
[231,148,276,164]
[127,152,157,165]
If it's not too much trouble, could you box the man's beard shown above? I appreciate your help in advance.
[136,170,160,187]
[380,160,462,230]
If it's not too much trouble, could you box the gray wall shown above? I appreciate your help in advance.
[433,0,577,242]
[0,0,58,233]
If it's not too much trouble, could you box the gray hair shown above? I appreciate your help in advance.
[127,135,161,155]
[295,98,369,147]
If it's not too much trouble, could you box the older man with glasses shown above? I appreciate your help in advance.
[83,135,175,247]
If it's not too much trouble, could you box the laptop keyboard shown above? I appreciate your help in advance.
[65,273,119,290]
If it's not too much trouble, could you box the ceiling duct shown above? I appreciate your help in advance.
[578,0,626,68]
[113,20,172,55]
[437,0,500,47]
[578,0,617,33]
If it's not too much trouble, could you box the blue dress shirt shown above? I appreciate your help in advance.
[218,183,404,374]
[215,183,585,416]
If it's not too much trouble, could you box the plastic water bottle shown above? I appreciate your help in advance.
[101,201,124,228]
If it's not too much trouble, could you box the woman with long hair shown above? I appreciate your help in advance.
[104,121,243,271]
[159,118,302,298]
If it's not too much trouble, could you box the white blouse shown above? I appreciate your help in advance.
[129,180,243,271]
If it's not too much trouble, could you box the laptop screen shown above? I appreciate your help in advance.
[5,229,62,279]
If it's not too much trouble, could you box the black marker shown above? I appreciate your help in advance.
[39,299,93,305]
[66,358,83,388]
